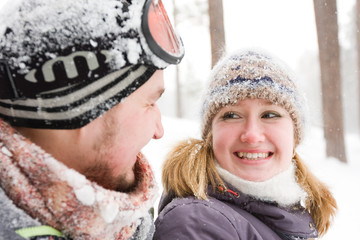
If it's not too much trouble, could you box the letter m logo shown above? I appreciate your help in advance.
[25,51,100,83]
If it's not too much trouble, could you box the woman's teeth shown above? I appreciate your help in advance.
[236,152,270,160]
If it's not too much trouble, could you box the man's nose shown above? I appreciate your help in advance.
[153,117,164,139]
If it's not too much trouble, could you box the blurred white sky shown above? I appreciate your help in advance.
[170,0,355,75]
[224,0,354,69]
[224,0,318,69]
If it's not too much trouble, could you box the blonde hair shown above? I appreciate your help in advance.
[162,134,220,200]
[162,134,337,236]
[293,153,337,236]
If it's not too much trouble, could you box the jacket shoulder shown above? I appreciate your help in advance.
[154,196,257,240]
[0,187,68,240]
[0,187,38,240]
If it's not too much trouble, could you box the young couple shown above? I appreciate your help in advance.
[0,0,336,239]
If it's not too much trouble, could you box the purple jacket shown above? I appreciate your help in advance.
[154,183,318,240]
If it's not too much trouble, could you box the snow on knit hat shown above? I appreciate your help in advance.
[201,50,307,146]
[0,0,183,129]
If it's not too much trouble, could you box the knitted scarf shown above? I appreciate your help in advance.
[216,162,306,207]
[0,119,158,240]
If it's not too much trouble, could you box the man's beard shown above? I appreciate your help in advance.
[83,159,142,193]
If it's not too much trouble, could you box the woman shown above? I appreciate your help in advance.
[153,50,337,239]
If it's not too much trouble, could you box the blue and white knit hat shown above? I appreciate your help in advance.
[201,50,307,146]
[0,0,183,129]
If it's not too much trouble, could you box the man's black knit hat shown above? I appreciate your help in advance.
[0,0,182,128]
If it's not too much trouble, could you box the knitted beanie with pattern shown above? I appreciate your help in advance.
[201,50,307,146]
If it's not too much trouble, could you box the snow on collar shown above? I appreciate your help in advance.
[216,161,306,207]
[0,119,158,239]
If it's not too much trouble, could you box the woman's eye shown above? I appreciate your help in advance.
[222,112,240,119]
[262,111,280,119]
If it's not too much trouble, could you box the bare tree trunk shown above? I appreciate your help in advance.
[175,63,182,118]
[313,0,347,163]
[172,0,182,118]
[208,0,226,68]
[357,0,360,134]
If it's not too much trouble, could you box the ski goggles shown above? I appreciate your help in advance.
[142,0,184,64]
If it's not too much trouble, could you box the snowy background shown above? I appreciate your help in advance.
[0,0,359,239]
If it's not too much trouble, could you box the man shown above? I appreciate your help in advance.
[0,0,184,239]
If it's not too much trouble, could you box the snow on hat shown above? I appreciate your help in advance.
[0,0,182,129]
[201,50,307,146]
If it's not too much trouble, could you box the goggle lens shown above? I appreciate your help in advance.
[143,0,184,64]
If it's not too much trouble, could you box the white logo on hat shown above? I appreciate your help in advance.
[24,50,111,83]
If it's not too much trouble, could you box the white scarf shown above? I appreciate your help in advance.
[216,162,306,207]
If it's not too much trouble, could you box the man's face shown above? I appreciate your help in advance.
[75,70,165,191]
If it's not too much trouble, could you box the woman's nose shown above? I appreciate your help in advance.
[240,119,265,143]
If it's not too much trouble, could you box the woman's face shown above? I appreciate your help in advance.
[212,98,294,182]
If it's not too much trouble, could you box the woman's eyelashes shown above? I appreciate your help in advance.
[261,111,281,119]
[222,112,240,120]
[220,110,281,120]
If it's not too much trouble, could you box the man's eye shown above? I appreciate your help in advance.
[262,111,280,119]
[222,112,240,119]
